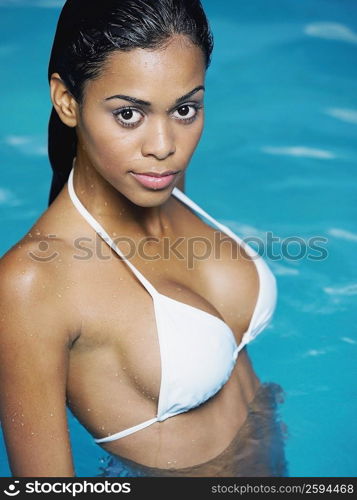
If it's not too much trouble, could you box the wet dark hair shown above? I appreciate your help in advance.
[47,0,214,206]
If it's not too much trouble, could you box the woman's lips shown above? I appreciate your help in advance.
[130,171,179,190]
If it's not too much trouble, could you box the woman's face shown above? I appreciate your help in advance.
[75,35,206,207]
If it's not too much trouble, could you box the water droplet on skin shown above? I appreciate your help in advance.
[101,426,105,430]
[87,408,91,412]
[50,413,54,417]
[104,201,108,207]
[90,184,94,189]
[114,373,119,377]
[21,422,24,426]
[57,294,62,298]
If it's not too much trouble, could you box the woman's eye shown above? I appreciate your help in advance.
[114,108,143,127]
[173,105,198,121]
[113,104,201,127]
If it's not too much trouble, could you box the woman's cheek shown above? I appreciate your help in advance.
[183,120,204,153]
[90,120,138,160]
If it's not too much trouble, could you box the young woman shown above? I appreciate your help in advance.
[0,0,288,477]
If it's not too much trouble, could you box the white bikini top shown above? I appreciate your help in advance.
[67,166,278,444]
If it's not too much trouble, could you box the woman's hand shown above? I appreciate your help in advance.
[0,248,76,477]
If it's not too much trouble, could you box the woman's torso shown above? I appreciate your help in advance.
[10,181,263,470]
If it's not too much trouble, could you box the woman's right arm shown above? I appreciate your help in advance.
[0,249,76,477]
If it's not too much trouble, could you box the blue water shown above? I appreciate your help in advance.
[0,0,356,477]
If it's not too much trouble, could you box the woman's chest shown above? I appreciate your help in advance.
[67,254,230,395]
[64,248,259,442]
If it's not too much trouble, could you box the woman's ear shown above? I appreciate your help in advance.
[50,72,78,128]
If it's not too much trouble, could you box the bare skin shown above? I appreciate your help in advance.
[0,35,260,477]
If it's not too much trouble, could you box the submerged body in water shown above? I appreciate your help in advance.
[97,382,289,477]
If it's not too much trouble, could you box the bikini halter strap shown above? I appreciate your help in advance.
[67,166,158,298]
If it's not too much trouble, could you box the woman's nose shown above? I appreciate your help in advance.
[141,117,176,160]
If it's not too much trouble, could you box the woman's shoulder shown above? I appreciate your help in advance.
[1,185,93,281]
[0,226,81,345]
[1,202,73,278]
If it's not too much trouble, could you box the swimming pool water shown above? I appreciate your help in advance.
[0,0,356,477]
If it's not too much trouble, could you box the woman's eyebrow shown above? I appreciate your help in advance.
[104,85,205,106]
